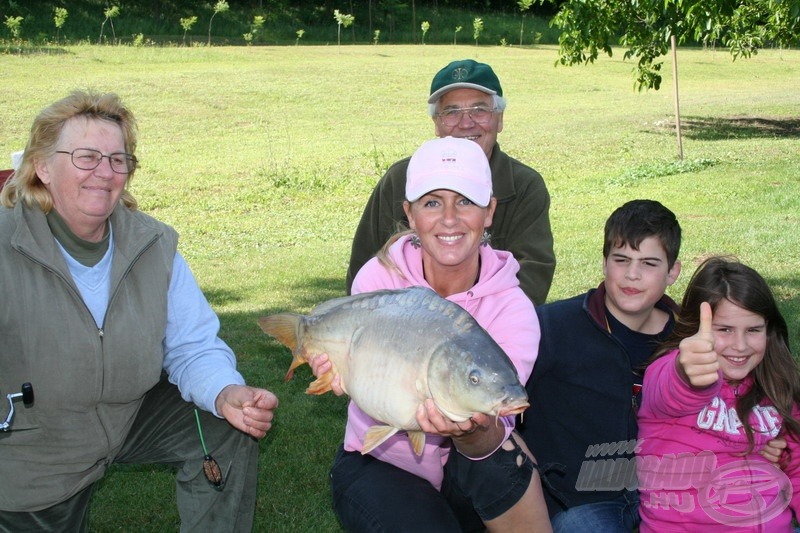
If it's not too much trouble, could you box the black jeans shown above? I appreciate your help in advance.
[330,433,533,533]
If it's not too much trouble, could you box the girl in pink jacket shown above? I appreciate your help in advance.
[637,256,800,531]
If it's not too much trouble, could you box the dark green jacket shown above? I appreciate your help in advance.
[0,202,178,511]
[345,143,555,305]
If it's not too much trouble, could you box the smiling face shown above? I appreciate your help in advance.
[34,117,128,242]
[433,88,503,159]
[404,189,496,283]
[712,298,767,383]
[603,236,681,332]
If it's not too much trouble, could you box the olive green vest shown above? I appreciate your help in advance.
[0,202,178,511]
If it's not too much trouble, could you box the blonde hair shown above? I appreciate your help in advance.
[375,227,414,280]
[0,90,139,212]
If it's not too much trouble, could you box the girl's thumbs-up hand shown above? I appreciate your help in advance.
[677,302,720,388]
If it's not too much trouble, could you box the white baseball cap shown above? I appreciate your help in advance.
[406,137,492,207]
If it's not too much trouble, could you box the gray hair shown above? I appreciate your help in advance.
[427,94,507,118]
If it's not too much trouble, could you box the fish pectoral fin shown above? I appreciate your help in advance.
[306,370,335,395]
[361,425,400,455]
[407,430,426,456]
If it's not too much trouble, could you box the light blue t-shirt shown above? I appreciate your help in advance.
[55,226,244,416]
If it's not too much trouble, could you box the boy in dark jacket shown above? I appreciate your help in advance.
[519,199,681,532]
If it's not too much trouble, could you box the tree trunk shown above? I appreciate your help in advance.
[412,0,416,43]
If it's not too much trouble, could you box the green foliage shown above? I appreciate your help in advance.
[454,25,462,45]
[295,28,305,46]
[99,5,120,44]
[373,29,380,45]
[473,16,483,45]
[2,4,561,47]
[333,9,355,46]
[180,15,197,46]
[518,0,534,46]
[4,15,23,40]
[421,20,430,44]
[549,0,800,90]
[53,7,68,43]
[207,0,230,46]
[251,15,265,35]
[243,15,266,45]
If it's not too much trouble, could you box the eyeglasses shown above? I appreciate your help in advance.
[55,148,137,175]
[435,106,496,127]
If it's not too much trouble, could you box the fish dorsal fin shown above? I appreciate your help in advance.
[362,425,400,455]
[407,430,426,456]
[309,294,357,316]
[309,290,388,316]
[310,288,430,317]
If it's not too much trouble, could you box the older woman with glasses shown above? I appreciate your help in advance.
[0,90,278,532]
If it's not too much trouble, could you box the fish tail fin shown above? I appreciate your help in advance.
[258,313,305,381]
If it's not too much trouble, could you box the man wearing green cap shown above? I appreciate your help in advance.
[345,59,555,306]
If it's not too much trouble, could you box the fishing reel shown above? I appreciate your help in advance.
[1,383,34,432]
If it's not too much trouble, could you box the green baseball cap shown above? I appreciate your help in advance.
[428,59,503,104]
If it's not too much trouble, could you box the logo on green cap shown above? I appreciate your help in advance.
[452,67,469,81]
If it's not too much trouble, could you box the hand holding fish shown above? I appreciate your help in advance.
[417,399,506,458]
[677,301,719,388]
[215,385,279,440]
[309,354,345,396]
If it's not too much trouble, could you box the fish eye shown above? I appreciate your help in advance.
[469,370,480,385]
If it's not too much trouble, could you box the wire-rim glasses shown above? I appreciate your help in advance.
[55,148,137,175]
[435,106,496,127]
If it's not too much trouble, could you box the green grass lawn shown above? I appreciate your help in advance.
[1,43,798,531]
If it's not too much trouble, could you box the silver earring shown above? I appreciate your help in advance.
[480,230,491,247]
[410,234,422,249]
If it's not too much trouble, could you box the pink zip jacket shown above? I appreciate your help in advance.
[637,349,800,532]
[346,234,540,490]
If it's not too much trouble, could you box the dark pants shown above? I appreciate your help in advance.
[330,433,534,533]
[0,376,259,533]
[551,490,640,533]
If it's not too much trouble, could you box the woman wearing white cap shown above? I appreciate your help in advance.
[312,137,551,532]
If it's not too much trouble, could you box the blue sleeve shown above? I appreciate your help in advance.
[162,252,245,416]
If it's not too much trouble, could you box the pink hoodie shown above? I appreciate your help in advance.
[346,235,539,490]
[637,349,800,532]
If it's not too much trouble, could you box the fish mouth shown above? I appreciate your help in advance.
[498,402,529,417]
[491,393,530,418]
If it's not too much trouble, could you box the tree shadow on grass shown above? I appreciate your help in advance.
[1,45,71,56]
[656,115,800,141]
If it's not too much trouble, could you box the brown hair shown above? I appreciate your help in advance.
[0,90,138,212]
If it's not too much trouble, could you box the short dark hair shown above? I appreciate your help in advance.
[603,199,681,268]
